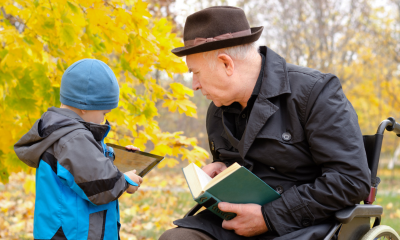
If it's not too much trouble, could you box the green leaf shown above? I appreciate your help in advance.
[52,86,61,107]
[42,18,55,29]
[143,100,158,118]
[15,69,35,98]
[31,63,52,102]
[61,11,73,24]
[120,57,130,71]
[67,1,80,14]
[56,58,67,72]
[23,36,35,46]
[4,153,29,175]
[7,96,38,112]
[0,69,13,85]
[61,24,76,46]
[0,157,10,184]
[0,49,8,59]
[133,68,145,81]
[88,34,106,52]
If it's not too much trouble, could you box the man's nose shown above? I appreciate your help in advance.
[192,78,201,91]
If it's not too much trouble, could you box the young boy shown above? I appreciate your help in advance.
[14,59,142,239]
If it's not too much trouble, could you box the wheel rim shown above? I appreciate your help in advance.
[373,232,399,240]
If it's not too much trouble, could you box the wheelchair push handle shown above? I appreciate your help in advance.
[386,117,400,137]
[376,117,400,137]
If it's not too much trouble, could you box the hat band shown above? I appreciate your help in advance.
[184,29,251,49]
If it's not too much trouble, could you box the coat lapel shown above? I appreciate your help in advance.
[238,98,279,158]
[221,113,240,149]
[237,47,291,158]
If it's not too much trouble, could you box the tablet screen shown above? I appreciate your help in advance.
[106,143,164,177]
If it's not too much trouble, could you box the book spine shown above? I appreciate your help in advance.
[195,191,236,220]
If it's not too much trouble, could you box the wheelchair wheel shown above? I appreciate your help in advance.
[361,225,400,240]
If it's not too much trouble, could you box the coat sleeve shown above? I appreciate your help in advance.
[55,131,129,206]
[263,75,371,235]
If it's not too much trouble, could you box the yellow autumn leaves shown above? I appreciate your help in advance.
[0,0,208,183]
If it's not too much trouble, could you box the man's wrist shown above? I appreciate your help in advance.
[261,205,275,233]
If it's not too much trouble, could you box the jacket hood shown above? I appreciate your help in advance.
[14,107,110,168]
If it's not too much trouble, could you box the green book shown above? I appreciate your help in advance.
[182,162,281,220]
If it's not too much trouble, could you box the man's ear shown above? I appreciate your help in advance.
[217,53,234,76]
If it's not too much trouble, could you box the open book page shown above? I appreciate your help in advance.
[183,163,212,198]
[193,164,212,190]
[183,162,242,198]
[204,162,241,191]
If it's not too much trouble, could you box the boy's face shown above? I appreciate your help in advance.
[81,109,111,124]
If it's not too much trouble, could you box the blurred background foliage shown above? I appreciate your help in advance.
[1,0,400,239]
[0,0,208,184]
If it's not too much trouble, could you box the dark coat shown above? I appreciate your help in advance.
[174,46,371,240]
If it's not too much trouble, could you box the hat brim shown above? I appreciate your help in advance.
[171,26,264,57]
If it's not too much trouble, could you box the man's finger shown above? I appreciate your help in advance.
[218,202,239,213]
[222,219,235,230]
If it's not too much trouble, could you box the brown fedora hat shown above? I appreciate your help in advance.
[172,6,263,57]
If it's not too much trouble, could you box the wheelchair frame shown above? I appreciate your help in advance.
[324,117,400,240]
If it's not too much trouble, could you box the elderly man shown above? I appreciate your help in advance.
[159,6,370,240]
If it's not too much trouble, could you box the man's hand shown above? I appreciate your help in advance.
[219,202,268,237]
[202,162,227,178]
[124,170,143,194]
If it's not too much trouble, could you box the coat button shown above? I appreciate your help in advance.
[242,114,246,118]
[301,218,311,227]
[275,185,284,194]
[282,132,291,141]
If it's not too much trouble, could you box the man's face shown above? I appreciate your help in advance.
[186,53,237,107]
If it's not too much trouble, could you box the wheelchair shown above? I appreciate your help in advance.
[184,117,400,240]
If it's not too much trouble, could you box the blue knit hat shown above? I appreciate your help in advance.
[60,59,119,110]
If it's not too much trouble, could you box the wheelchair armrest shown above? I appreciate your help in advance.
[335,204,383,224]
[184,204,203,218]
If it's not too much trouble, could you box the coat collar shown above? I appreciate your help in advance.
[81,121,111,142]
[48,106,84,121]
[48,107,111,141]
[222,46,291,159]
[258,46,291,98]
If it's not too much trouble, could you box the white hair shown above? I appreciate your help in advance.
[202,42,258,69]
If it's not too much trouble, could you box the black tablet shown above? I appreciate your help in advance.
[106,143,164,177]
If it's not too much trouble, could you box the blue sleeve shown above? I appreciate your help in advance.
[124,174,138,186]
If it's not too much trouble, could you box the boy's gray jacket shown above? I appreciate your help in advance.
[14,107,128,239]
[174,46,371,240]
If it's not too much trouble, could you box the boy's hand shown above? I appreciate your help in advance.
[125,170,143,194]
[125,145,140,151]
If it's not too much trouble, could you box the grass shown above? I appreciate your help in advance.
[375,194,400,231]
[373,165,400,232]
